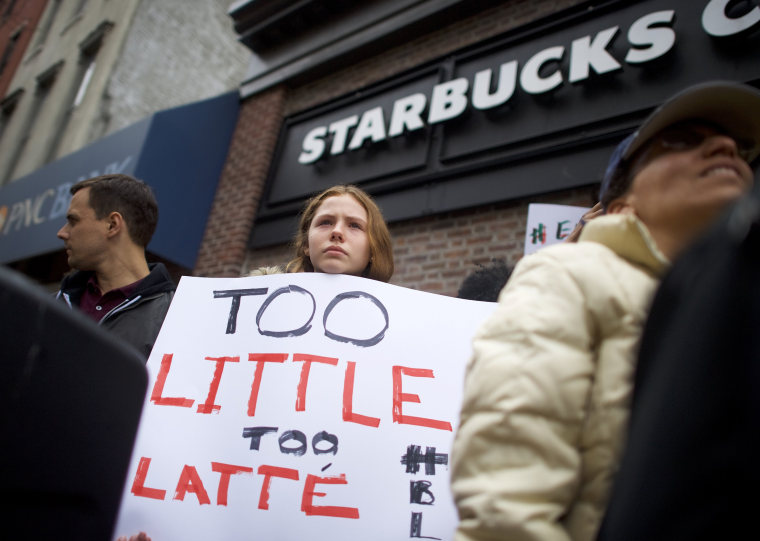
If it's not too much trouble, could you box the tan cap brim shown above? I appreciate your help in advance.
[624,81,760,163]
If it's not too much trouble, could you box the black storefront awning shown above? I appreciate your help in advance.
[0,90,239,269]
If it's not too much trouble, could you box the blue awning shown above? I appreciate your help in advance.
[0,90,239,269]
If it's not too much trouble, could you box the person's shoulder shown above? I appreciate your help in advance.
[144,263,176,292]
[508,242,622,299]
[519,241,612,270]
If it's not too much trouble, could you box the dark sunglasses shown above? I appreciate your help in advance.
[654,122,756,162]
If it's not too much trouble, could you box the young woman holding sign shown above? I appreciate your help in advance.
[119,185,394,541]
[251,184,394,282]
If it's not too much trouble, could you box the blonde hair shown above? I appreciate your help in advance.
[285,185,394,282]
[248,265,282,276]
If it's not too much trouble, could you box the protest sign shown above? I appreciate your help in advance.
[524,203,589,255]
[114,272,496,540]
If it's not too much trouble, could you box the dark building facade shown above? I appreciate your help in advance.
[199,0,759,295]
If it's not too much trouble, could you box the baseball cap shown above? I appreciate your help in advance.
[599,81,760,208]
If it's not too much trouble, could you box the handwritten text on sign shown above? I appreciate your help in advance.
[114,273,496,540]
[524,203,589,255]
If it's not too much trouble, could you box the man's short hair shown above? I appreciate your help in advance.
[71,174,158,248]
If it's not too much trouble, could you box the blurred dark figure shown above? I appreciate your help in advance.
[0,265,148,540]
[596,188,760,541]
[457,259,512,302]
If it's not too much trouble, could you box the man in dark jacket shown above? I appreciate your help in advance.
[55,174,175,360]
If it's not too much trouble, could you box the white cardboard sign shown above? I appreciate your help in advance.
[114,273,496,540]
[524,203,589,255]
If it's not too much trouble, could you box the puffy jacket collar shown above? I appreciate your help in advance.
[579,214,670,276]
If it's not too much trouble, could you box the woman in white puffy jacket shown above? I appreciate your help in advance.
[451,81,760,541]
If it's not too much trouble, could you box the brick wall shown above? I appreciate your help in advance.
[0,0,48,99]
[194,86,286,277]
[243,185,598,296]
[201,0,591,289]
[388,186,597,295]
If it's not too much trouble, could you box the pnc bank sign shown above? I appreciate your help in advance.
[296,0,760,165]
[0,157,132,239]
